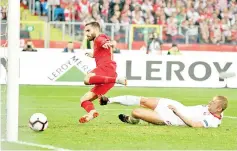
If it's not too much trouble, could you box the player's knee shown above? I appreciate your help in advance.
[140,97,148,106]
[84,73,95,85]
[84,76,90,85]
[132,109,142,118]
[84,74,92,85]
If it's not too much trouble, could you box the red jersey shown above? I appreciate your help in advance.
[93,34,116,68]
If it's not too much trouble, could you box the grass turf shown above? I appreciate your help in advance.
[1,86,237,150]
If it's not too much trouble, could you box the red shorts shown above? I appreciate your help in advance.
[90,65,117,95]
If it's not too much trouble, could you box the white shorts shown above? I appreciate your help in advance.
[154,98,186,126]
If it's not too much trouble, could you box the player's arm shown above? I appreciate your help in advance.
[168,105,204,128]
[102,40,114,49]
[85,51,94,58]
[97,36,115,49]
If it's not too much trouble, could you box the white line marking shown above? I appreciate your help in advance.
[21,95,231,99]
[20,95,80,98]
[1,139,72,151]
[224,116,237,119]
[5,106,237,119]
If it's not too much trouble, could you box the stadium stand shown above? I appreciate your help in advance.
[1,0,237,50]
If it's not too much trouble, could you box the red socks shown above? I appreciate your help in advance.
[89,75,116,84]
[81,76,116,112]
[81,100,95,113]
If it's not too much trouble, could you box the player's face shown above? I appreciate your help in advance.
[85,25,96,41]
[208,97,222,113]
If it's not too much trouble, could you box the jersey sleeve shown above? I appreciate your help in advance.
[96,36,110,48]
[201,115,221,128]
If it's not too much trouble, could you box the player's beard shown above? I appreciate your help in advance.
[87,33,96,41]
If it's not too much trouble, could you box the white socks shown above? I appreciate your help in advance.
[108,95,141,106]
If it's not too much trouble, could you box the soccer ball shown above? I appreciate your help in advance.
[29,113,48,131]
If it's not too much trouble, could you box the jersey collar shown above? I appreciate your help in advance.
[210,112,222,120]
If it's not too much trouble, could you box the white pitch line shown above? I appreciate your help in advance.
[5,106,237,119]
[224,116,237,119]
[1,139,72,151]
[20,95,80,98]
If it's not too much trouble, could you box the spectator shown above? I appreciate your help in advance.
[95,15,105,31]
[230,20,237,44]
[121,4,131,19]
[41,0,48,16]
[132,10,144,24]
[141,0,153,12]
[146,32,163,55]
[109,0,124,19]
[76,0,92,21]
[121,13,131,24]
[64,2,75,21]
[144,10,154,24]
[110,11,121,32]
[20,0,28,9]
[176,7,186,26]
[199,19,210,43]
[210,18,222,44]
[1,6,7,20]
[54,5,65,21]
[164,1,176,17]
[63,41,74,53]
[187,7,200,23]
[35,0,41,15]
[124,0,133,11]
[20,0,237,45]
[167,43,181,55]
[22,40,37,52]
[100,0,109,21]
[20,24,30,39]
[221,18,232,43]
[166,13,178,42]
[131,4,143,19]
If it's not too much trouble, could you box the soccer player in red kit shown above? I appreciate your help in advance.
[79,22,127,123]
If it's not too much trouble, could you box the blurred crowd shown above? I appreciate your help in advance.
[2,0,237,44]
[0,6,7,20]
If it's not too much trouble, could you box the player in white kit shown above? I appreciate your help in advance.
[99,95,228,128]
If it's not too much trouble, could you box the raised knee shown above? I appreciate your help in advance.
[84,74,92,85]
[84,73,95,85]
[140,97,148,106]
[132,109,142,118]
[84,76,90,85]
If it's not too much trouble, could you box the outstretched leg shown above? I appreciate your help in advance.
[100,95,158,110]
[119,108,165,125]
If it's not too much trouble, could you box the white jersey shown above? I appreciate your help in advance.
[154,98,223,128]
[184,105,222,128]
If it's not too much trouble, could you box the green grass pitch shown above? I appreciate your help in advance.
[1,86,237,150]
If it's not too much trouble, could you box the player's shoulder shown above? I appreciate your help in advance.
[97,34,110,40]
[203,114,222,128]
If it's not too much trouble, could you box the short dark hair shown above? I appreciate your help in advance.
[85,22,101,29]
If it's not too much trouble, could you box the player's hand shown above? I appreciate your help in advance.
[102,41,113,49]
[85,52,93,58]
[168,105,177,113]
